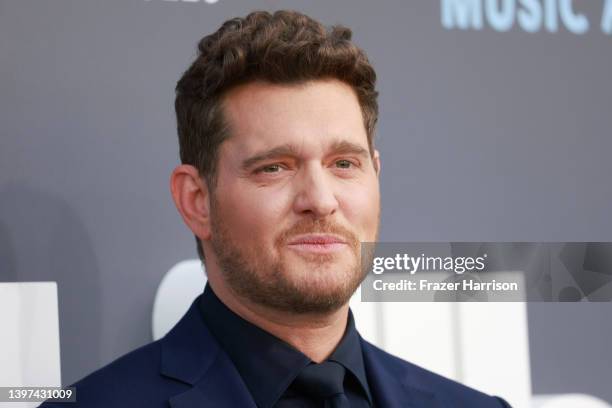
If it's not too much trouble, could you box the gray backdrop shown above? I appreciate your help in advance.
[1,0,611,403]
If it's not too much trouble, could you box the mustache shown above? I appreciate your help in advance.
[276,219,359,248]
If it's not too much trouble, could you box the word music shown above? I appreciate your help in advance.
[442,0,612,34]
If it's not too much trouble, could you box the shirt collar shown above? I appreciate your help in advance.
[198,283,372,407]
[329,308,373,404]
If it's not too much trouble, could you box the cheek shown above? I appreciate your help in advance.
[339,182,380,233]
[218,183,289,239]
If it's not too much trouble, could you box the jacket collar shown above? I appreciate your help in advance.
[160,294,257,408]
[160,294,439,408]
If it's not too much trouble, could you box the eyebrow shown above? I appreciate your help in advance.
[240,140,371,170]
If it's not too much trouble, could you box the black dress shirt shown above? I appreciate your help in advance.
[198,283,373,408]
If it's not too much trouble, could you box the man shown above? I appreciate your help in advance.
[41,10,510,408]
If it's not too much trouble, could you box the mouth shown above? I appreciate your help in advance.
[287,234,348,254]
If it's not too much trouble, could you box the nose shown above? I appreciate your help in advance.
[292,164,339,218]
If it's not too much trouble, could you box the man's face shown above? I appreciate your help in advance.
[207,79,380,314]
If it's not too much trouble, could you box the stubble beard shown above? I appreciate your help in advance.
[209,202,377,315]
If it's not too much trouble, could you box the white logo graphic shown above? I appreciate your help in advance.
[442,0,612,34]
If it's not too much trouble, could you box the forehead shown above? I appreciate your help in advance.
[219,79,368,158]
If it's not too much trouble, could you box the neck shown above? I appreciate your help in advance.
[207,275,349,363]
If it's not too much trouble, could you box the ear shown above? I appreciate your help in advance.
[170,165,212,241]
[373,149,381,177]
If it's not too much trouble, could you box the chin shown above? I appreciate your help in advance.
[287,265,359,292]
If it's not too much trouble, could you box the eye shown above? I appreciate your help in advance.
[255,164,283,174]
[335,159,356,169]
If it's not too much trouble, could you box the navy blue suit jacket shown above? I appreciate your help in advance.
[40,295,511,407]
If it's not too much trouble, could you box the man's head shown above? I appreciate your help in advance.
[171,10,380,314]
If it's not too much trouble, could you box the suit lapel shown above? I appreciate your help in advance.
[168,351,257,408]
[360,338,442,408]
[159,295,257,408]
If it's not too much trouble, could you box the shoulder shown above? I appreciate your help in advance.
[39,296,220,408]
[361,340,511,407]
[38,340,187,408]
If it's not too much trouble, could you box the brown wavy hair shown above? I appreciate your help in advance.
[175,10,379,261]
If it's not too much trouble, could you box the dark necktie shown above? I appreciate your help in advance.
[293,361,350,408]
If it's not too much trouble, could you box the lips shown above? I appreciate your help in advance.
[287,234,348,254]
[288,234,347,245]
